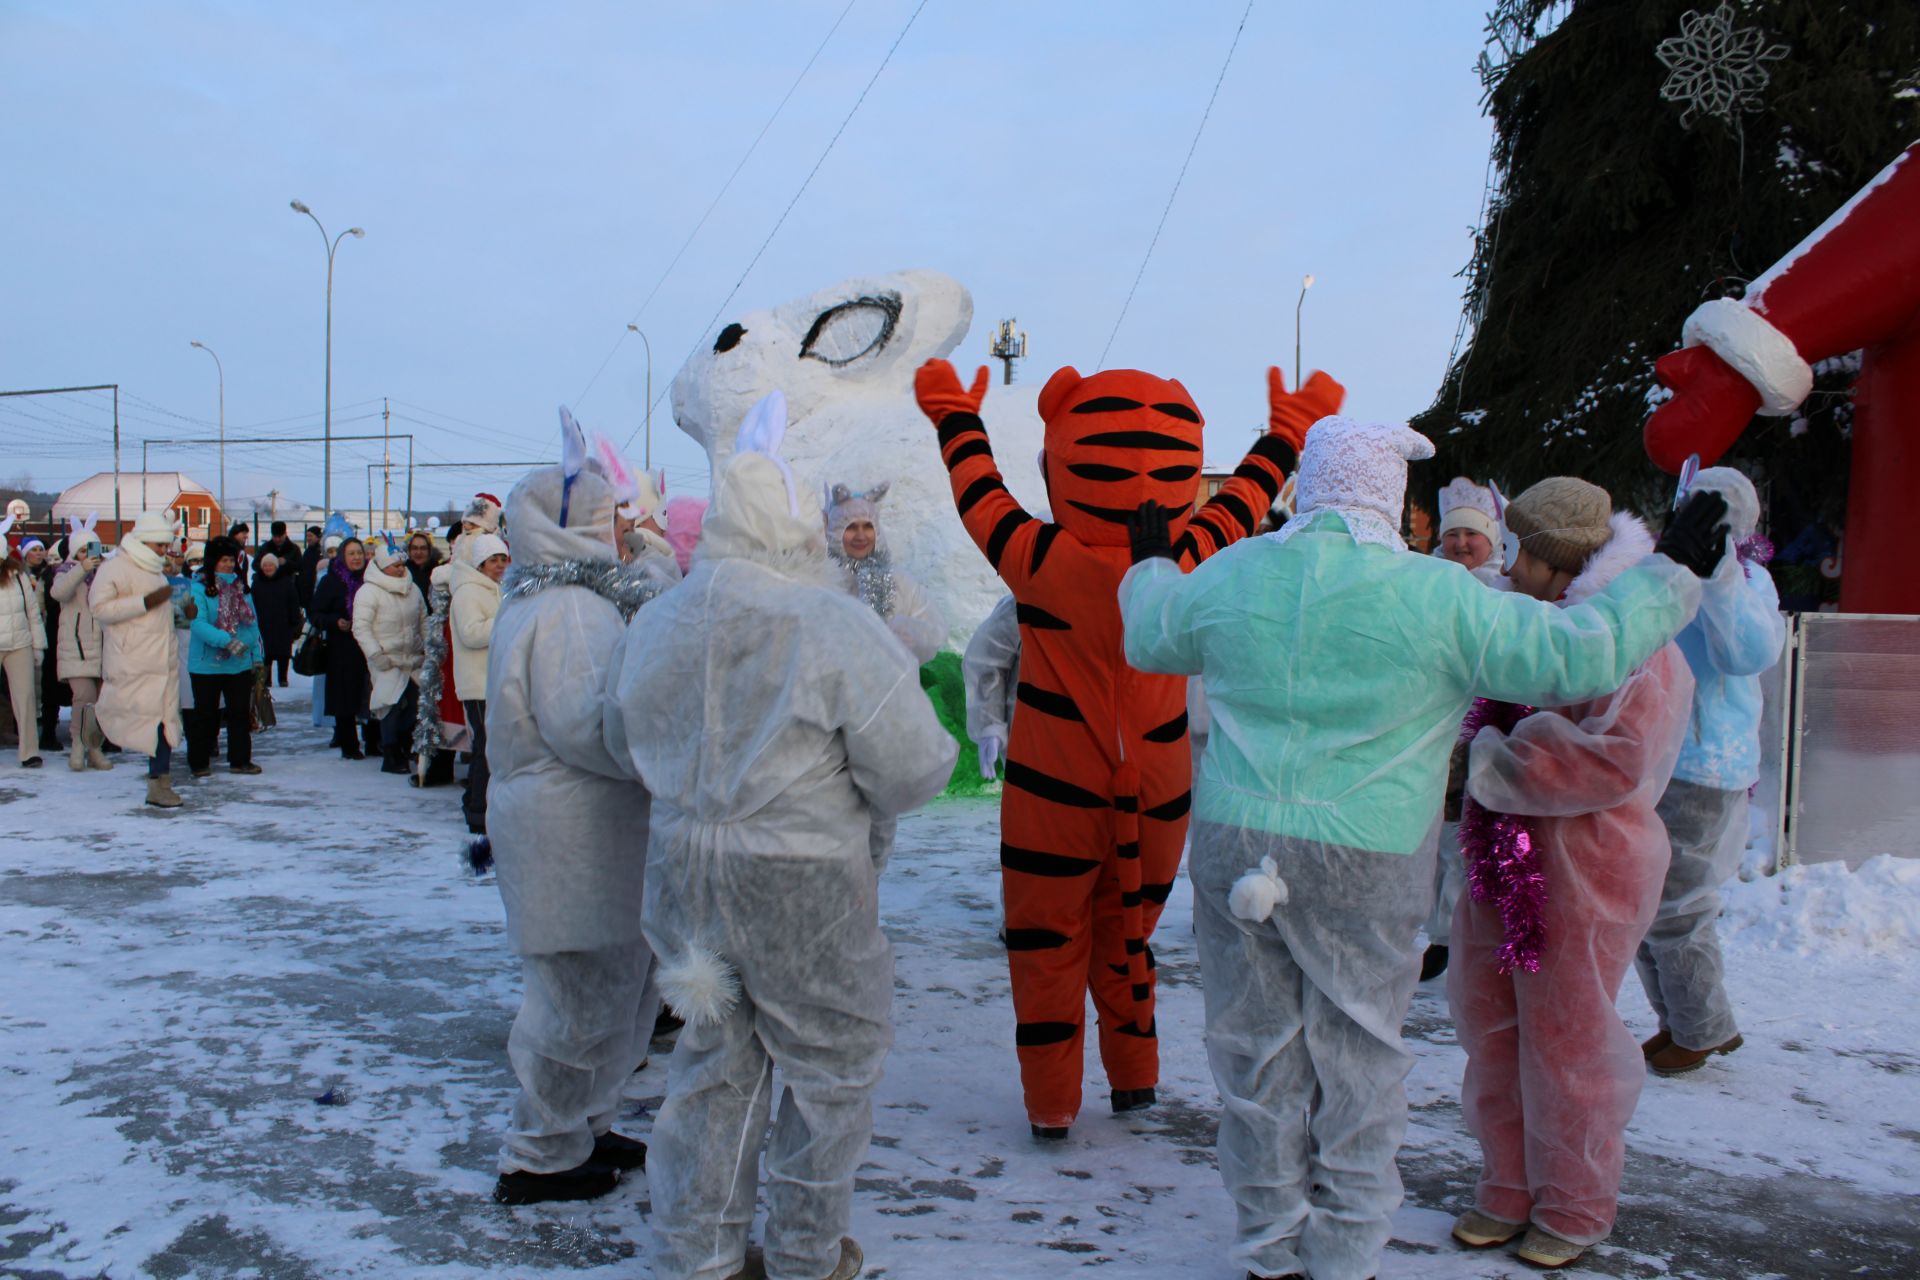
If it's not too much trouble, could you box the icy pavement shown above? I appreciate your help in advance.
[2,678,1917,1279]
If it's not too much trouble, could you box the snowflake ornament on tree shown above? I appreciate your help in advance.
[1655,4,1789,131]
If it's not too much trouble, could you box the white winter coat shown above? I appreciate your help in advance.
[352,565,425,717]
[50,562,104,679]
[89,550,184,749]
[0,569,44,656]
[448,559,500,703]
[488,466,653,957]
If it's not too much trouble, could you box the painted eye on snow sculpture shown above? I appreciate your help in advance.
[714,323,747,353]
[798,294,902,367]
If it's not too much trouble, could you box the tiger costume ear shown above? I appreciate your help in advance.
[1037,366,1084,423]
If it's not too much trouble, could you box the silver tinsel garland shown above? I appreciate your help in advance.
[830,547,896,619]
[412,579,454,762]
[501,557,667,622]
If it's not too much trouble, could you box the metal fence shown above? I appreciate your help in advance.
[1776,613,1920,867]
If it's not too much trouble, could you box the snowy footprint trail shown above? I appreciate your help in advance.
[2,679,1916,1278]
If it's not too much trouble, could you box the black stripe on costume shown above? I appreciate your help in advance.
[1148,464,1200,483]
[985,510,1031,568]
[1121,890,1143,908]
[1144,791,1192,822]
[1115,1018,1157,1039]
[1015,601,1072,630]
[1005,762,1108,809]
[1249,432,1298,475]
[1016,682,1084,722]
[1028,523,1064,575]
[1069,396,1145,414]
[1108,962,1130,977]
[1125,937,1146,955]
[1001,843,1101,877]
[1016,1021,1079,1047]
[1131,982,1152,1001]
[1078,430,1199,453]
[1187,511,1232,548]
[1150,401,1202,423]
[957,475,1006,517]
[1065,499,1135,526]
[1004,928,1072,951]
[1171,532,1198,561]
[1210,489,1256,535]
[1142,882,1175,906]
[1116,841,1140,861]
[1145,944,1157,970]
[945,436,992,468]
[1065,461,1137,482]
[1143,711,1188,743]
[1112,795,1139,814]
[937,413,986,451]
[1232,456,1284,499]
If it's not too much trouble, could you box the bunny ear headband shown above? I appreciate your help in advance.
[558,405,591,528]
[736,390,799,518]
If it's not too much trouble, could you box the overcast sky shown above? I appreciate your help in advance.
[0,1,1495,513]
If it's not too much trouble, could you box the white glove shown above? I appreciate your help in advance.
[976,734,1005,781]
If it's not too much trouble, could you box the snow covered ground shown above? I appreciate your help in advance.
[2,677,1917,1279]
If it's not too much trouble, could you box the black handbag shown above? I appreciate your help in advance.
[291,623,330,677]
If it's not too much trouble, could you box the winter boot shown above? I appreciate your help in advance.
[1514,1224,1586,1268]
[1640,1029,1672,1060]
[362,721,383,757]
[1110,1087,1156,1115]
[1649,1033,1743,1076]
[590,1131,647,1170]
[491,1160,620,1206]
[146,776,184,809]
[421,750,455,787]
[1031,1124,1071,1141]
[1452,1209,1525,1248]
[724,1251,767,1280]
[70,724,88,772]
[83,707,113,770]
[823,1237,864,1280]
[380,746,410,775]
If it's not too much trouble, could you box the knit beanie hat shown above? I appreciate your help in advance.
[1437,477,1500,542]
[464,533,509,566]
[1504,477,1613,574]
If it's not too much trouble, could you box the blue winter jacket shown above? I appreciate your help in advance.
[1671,551,1786,791]
[187,574,266,676]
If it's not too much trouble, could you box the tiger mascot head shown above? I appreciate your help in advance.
[1036,367,1205,548]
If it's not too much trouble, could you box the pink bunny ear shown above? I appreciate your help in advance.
[594,435,640,507]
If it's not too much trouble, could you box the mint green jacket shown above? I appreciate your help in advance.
[1119,512,1702,855]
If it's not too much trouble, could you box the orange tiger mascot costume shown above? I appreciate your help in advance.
[915,357,1345,1135]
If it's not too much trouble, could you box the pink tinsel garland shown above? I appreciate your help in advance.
[1736,533,1774,578]
[1457,698,1546,975]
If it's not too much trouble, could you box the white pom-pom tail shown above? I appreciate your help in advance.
[656,946,741,1028]
[1227,856,1290,924]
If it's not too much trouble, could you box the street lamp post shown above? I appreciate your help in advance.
[188,341,225,522]
[290,200,364,512]
[1295,273,1315,390]
[625,324,653,470]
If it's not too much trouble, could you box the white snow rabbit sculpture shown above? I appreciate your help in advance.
[670,268,1048,649]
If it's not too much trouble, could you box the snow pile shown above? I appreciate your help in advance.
[1718,855,1920,956]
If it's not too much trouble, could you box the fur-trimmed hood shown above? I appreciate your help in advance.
[1560,512,1656,607]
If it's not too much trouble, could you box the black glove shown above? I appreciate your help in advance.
[1128,501,1175,565]
[1656,489,1731,578]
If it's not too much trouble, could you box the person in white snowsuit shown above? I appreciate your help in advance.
[486,461,668,1205]
[1636,466,1787,1075]
[1117,417,1731,1280]
[961,591,1019,780]
[607,393,956,1280]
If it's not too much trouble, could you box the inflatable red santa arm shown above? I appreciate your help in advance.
[1645,141,1920,473]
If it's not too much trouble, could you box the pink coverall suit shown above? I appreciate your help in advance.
[1449,641,1695,1246]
